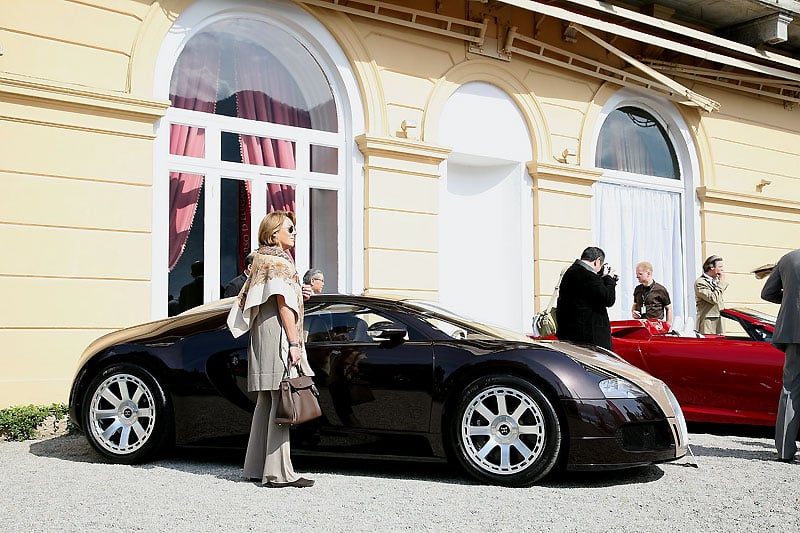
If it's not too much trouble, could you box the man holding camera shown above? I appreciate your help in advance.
[556,246,619,351]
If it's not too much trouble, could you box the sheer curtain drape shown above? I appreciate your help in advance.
[167,35,220,270]
[593,182,685,322]
[169,40,313,269]
[597,112,653,174]
[596,107,679,180]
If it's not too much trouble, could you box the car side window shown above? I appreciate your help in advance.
[722,316,750,340]
[304,304,413,343]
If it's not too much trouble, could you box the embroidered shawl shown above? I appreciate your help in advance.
[226,245,311,390]
[227,245,304,338]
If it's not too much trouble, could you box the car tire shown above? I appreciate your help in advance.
[82,363,173,463]
[449,374,562,487]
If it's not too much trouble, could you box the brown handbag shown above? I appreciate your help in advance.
[274,364,322,426]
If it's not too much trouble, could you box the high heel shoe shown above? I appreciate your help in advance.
[264,477,315,488]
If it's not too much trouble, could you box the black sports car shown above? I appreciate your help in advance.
[69,295,687,486]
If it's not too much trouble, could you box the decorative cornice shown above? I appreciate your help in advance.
[0,73,169,122]
[355,134,452,164]
[697,186,800,212]
[528,161,603,185]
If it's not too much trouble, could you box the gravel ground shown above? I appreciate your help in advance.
[0,429,798,532]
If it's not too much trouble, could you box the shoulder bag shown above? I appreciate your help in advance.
[532,266,568,337]
[274,315,322,426]
[274,363,322,426]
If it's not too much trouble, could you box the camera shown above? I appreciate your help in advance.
[600,263,618,281]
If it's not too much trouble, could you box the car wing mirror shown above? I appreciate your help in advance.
[367,322,407,342]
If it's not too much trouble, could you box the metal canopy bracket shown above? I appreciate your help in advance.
[567,23,720,112]
[641,59,800,108]
[503,25,720,112]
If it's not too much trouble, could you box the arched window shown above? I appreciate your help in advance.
[596,106,680,179]
[157,10,350,316]
[592,93,700,325]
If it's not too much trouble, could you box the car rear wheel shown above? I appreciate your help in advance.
[449,374,562,486]
[82,363,172,463]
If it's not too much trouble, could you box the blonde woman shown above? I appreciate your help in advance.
[227,210,314,488]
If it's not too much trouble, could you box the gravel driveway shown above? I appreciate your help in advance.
[0,429,797,532]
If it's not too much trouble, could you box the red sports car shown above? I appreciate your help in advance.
[609,308,781,426]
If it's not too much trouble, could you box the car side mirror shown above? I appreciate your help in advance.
[368,321,407,342]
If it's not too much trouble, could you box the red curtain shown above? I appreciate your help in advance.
[168,37,314,269]
[238,180,252,271]
[234,47,312,213]
[167,35,220,270]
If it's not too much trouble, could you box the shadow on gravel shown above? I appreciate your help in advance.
[542,465,664,488]
[685,422,781,463]
[28,435,111,464]
[688,422,773,439]
[28,436,668,488]
[158,449,667,488]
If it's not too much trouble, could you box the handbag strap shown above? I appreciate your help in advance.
[544,265,570,312]
[276,312,305,380]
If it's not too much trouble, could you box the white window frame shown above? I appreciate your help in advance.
[590,88,702,320]
[151,0,365,318]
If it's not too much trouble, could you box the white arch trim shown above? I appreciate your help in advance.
[151,0,366,316]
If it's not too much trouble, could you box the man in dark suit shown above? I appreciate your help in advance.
[556,246,618,351]
[224,252,255,298]
[761,248,800,463]
[178,260,205,313]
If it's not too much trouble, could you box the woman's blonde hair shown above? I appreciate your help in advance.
[258,210,296,246]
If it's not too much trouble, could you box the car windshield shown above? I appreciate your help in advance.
[403,300,534,343]
[734,308,776,326]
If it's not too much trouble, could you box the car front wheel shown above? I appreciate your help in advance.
[82,363,172,463]
[449,374,562,486]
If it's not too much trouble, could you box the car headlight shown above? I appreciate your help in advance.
[663,384,689,447]
[599,378,648,399]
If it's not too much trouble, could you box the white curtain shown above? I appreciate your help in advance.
[593,182,685,322]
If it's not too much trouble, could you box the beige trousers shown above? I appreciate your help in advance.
[242,390,299,484]
[698,316,723,335]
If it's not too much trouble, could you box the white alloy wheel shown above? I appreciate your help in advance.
[451,375,561,486]
[461,386,546,474]
[87,373,157,456]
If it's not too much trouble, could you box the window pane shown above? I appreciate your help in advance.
[266,183,297,213]
[170,124,205,158]
[596,106,680,179]
[169,174,205,315]
[220,178,252,298]
[221,131,297,169]
[169,20,338,132]
[310,189,338,293]
[311,145,338,174]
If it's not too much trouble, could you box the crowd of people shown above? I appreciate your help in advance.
[554,245,798,466]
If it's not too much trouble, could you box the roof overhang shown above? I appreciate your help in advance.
[301,0,800,110]
[500,0,800,82]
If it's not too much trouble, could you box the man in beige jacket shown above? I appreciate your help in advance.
[694,255,728,334]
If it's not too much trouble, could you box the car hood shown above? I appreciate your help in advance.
[546,340,661,387]
[541,340,687,438]
[72,298,235,378]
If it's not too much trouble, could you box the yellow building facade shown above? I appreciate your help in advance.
[2,0,800,407]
